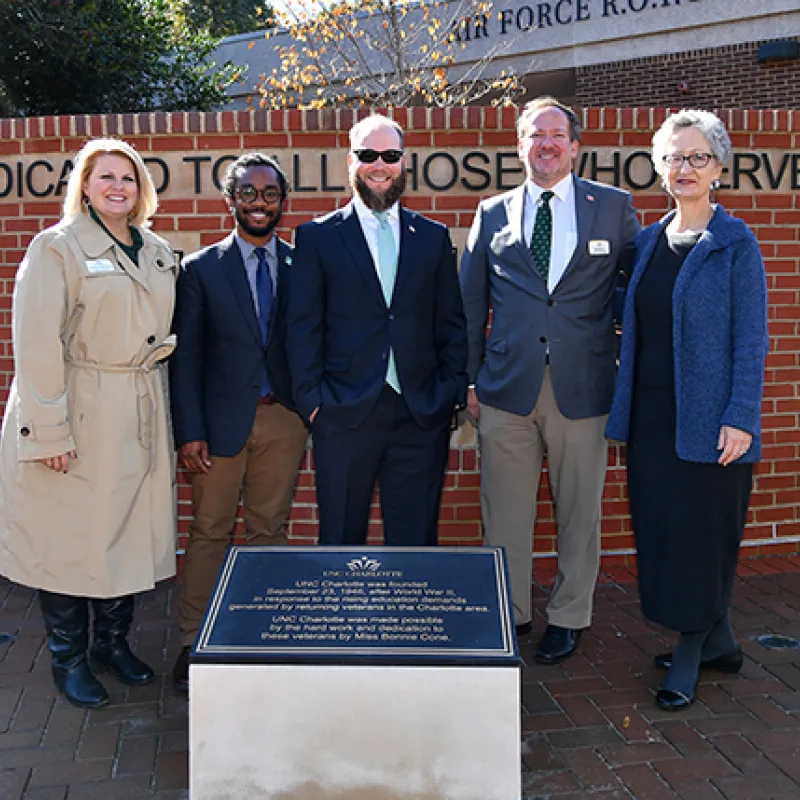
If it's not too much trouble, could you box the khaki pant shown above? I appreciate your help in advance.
[178,402,308,646]
[479,368,608,629]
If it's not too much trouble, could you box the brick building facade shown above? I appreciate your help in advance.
[574,38,800,110]
[0,105,798,566]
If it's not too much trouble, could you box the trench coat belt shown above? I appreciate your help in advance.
[65,336,177,455]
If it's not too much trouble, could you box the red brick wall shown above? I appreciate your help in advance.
[576,39,800,110]
[1,106,798,566]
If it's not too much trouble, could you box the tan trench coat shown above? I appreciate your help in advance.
[0,212,178,597]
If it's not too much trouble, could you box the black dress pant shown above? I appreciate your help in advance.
[312,385,450,546]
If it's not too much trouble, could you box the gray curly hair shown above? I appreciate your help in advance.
[651,109,732,180]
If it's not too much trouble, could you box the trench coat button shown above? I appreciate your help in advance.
[156,259,164,267]
[147,335,156,345]
[20,427,30,437]
[539,336,547,344]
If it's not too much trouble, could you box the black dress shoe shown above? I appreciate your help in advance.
[535,625,582,665]
[656,685,696,711]
[515,622,533,636]
[172,646,190,693]
[654,646,743,673]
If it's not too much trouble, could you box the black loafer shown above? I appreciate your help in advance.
[535,624,582,665]
[654,646,743,673]
[172,646,190,693]
[515,622,533,637]
[656,685,696,711]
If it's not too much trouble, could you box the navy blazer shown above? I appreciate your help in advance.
[606,206,769,463]
[170,233,299,457]
[286,202,468,430]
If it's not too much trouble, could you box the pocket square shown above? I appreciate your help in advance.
[492,264,510,279]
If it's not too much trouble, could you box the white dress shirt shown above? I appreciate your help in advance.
[353,194,401,277]
[523,173,578,293]
[235,232,278,317]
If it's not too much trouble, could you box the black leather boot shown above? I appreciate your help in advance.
[89,596,154,686]
[38,590,109,709]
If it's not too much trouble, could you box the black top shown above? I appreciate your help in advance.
[634,228,701,391]
[88,206,143,266]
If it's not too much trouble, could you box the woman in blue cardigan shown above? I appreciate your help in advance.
[606,110,768,711]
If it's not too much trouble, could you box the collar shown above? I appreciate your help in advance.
[234,231,278,263]
[88,205,143,255]
[353,194,400,226]
[525,173,573,206]
[67,211,119,258]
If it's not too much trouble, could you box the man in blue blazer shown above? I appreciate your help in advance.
[287,115,468,547]
[169,153,307,690]
[460,97,640,664]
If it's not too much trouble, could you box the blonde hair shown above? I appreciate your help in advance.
[63,138,158,226]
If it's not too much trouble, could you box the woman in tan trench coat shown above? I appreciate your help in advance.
[0,139,177,708]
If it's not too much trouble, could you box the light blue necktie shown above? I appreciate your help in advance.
[373,211,401,394]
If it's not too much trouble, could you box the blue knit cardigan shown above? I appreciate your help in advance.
[605,205,768,463]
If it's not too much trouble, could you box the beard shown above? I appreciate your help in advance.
[234,205,281,239]
[352,170,406,213]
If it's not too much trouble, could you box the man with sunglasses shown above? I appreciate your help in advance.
[287,115,467,547]
[169,153,307,691]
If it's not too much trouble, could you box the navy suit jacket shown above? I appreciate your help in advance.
[286,202,468,430]
[170,232,299,457]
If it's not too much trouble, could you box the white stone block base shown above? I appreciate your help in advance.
[190,663,520,799]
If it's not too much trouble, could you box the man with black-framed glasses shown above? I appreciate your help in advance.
[169,153,307,691]
[287,115,467,547]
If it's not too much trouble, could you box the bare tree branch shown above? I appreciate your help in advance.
[257,0,534,109]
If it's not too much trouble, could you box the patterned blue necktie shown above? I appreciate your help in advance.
[254,247,273,396]
[530,190,554,282]
[372,211,401,394]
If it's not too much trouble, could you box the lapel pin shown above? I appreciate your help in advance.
[409,225,416,233]
[586,194,595,202]
[285,255,292,265]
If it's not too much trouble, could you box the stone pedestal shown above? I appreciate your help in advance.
[189,546,521,799]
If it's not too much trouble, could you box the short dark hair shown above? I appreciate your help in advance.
[518,96,582,143]
[222,153,289,200]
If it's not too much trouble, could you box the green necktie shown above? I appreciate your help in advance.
[373,211,401,394]
[530,190,554,282]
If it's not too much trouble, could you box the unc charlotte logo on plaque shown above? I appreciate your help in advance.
[194,546,519,666]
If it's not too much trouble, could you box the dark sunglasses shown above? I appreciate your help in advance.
[236,185,282,204]
[353,148,404,165]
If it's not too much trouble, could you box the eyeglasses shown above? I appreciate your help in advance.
[662,152,715,170]
[352,148,404,165]
[236,185,282,204]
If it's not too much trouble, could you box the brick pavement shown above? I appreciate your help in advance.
[1,559,800,799]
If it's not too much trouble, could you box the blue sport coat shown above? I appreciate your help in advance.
[606,205,769,463]
[169,233,298,457]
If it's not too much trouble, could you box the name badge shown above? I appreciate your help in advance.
[588,240,611,256]
[85,258,117,274]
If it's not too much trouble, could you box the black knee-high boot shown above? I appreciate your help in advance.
[38,590,109,709]
[89,596,154,686]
